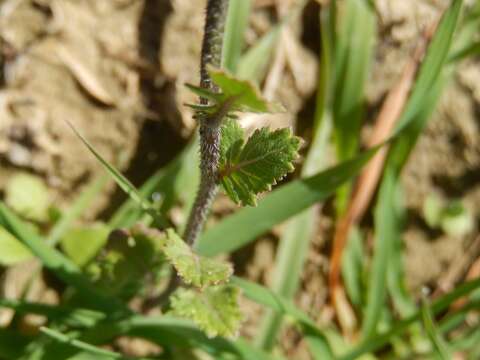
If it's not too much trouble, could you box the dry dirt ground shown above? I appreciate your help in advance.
[1,0,480,358]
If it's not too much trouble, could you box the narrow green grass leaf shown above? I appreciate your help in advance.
[0,202,124,312]
[232,277,324,333]
[233,276,335,358]
[236,0,307,82]
[395,0,463,132]
[341,227,365,308]
[74,315,277,360]
[362,0,464,341]
[66,122,161,223]
[237,25,280,82]
[109,137,198,229]
[361,170,397,339]
[197,146,379,256]
[0,299,105,328]
[256,6,335,350]
[47,176,108,246]
[222,0,251,73]
[340,277,480,360]
[421,298,452,360]
[40,327,126,359]
[332,0,376,162]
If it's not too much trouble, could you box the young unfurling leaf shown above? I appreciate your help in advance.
[163,229,233,288]
[170,285,243,338]
[185,66,284,118]
[219,121,301,206]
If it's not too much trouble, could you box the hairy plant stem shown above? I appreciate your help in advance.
[184,0,230,247]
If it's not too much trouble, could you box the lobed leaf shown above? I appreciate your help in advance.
[186,67,284,119]
[91,225,164,300]
[208,67,285,113]
[197,146,380,256]
[220,123,301,206]
[163,229,233,288]
[170,285,243,339]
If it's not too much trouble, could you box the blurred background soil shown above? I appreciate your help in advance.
[1,0,479,357]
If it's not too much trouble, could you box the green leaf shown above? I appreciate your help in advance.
[197,146,379,256]
[0,298,105,328]
[66,121,164,225]
[222,0,251,73]
[5,173,50,222]
[209,67,284,113]
[170,285,243,339]
[220,126,300,206]
[332,0,376,162]
[395,0,463,133]
[421,298,452,360]
[186,68,285,116]
[109,136,199,229]
[341,227,365,308]
[92,225,164,299]
[0,226,33,265]
[61,223,110,267]
[220,118,244,167]
[0,202,125,312]
[256,6,335,350]
[362,170,397,340]
[163,229,232,288]
[40,327,126,359]
[340,277,480,360]
[236,0,307,82]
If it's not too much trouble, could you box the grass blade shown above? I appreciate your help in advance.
[256,4,335,348]
[72,315,278,360]
[420,299,452,360]
[66,121,162,225]
[109,137,198,229]
[332,0,376,162]
[196,146,379,256]
[40,327,128,359]
[0,299,105,328]
[232,276,334,359]
[341,227,365,308]
[222,0,251,73]
[395,0,463,132]
[236,0,307,82]
[361,170,397,339]
[361,0,463,340]
[340,277,480,360]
